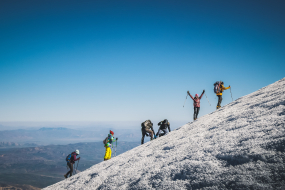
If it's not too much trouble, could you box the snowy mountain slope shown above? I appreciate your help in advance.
[44,78,285,190]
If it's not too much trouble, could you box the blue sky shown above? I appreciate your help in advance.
[0,0,284,127]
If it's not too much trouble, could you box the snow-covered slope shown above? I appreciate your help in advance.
[44,78,285,190]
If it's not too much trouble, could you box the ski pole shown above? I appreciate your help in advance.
[230,87,233,101]
[204,92,211,106]
[183,94,188,107]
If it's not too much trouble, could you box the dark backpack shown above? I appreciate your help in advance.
[103,137,108,144]
[159,119,169,129]
[214,81,221,94]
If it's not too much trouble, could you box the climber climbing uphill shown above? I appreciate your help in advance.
[187,90,205,120]
[214,81,231,109]
[103,130,118,161]
[141,120,155,144]
[156,119,171,137]
[64,149,80,178]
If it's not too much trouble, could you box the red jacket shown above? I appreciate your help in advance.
[189,92,204,107]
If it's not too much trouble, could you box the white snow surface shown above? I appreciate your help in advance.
[44,78,285,190]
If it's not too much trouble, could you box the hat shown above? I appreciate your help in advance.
[110,130,114,135]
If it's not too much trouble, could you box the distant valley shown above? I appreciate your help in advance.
[0,141,140,188]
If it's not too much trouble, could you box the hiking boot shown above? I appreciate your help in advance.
[64,174,67,178]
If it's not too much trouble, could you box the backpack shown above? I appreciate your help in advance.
[66,153,73,162]
[159,120,169,129]
[103,137,108,144]
[142,120,152,129]
[214,81,221,94]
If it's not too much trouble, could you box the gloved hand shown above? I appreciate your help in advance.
[116,137,118,140]
[203,90,205,93]
[78,157,81,160]
[229,85,231,88]
[187,91,190,95]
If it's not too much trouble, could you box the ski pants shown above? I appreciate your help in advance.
[194,107,200,120]
[104,146,112,160]
[217,95,223,107]
[65,162,73,177]
[156,129,168,137]
[141,128,153,144]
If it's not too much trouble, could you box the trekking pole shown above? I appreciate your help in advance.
[204,92,211,106]
[230,87,233,101]
[183,94,188,107]
[115,140,117,157]
[75,160,79,174]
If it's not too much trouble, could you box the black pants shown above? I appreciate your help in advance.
[217,95,223,107]
[194,107,200,120]
[65,162,73,177]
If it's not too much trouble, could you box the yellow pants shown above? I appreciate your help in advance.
[104,146,112,160]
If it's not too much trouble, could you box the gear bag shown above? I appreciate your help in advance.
[214,81,221,94]
[66,153,73,162]
[103,137,108,144]
[141,120,152,130]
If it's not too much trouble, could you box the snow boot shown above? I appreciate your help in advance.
[64,174,67,178]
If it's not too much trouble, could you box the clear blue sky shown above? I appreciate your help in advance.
[0,0,284,125]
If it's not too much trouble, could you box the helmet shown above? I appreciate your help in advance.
[195,94,199,97]
[110,130,114,135]
[75,149,80,155]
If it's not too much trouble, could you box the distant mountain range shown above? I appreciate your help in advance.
[0,127,141,145]
[0,141,38,147]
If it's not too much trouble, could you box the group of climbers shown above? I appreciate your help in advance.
[141,119,171,145]
[64,130,118,179]
[186,81,231,121]
[63,80,231,179]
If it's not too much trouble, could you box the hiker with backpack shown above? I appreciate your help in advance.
[214,81,231,109]
[64,149,80,178]
[187,90,205,120]
[141,120,155,144]
[103,130,118,161]
[156,119,171,137]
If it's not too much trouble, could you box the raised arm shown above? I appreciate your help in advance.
[187,91,194,100]
[199,90,205,99]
